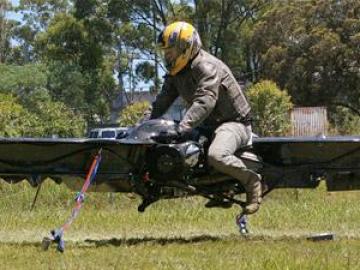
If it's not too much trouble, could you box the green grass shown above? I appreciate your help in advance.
[1,179,360,269]
[1,239,360,270]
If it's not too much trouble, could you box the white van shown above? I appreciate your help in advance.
[88,127,128,139]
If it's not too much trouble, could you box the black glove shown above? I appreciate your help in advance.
[176,124,193,140]
[151,123,192,143]
[152,129,179,143]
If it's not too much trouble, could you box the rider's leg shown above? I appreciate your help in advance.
[207,122,262,214]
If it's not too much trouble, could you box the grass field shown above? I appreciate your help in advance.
[1,179,360,269]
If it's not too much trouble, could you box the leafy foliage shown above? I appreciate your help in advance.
[252,0,360,116]
[0,64,86,137]
[118,101,150,127]
[0,0,17,63]
[46,61,87,111]
[0,64,47,96]
[2,0,360,135]
[35,10,117,124]
[22,89,86,137]
[247,80,293,136]
[0,92,86,138]
[36,13,87,63]
[329,107,360,136]
[0,93,38,137]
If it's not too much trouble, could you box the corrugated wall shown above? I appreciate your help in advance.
[291,107,328,136]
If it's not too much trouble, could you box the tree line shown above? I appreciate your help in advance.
[0,0,359,136]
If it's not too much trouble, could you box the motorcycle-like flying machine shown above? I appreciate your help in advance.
[1,119,360,246]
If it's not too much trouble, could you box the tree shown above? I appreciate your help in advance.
[23,89,86,137]
[36,10,117,124]
[108,0,166,96]
[0,93,38,137]
[3,0,273,127]
[246,80,293,136]
[0,63,47,97]
[0,0,18,63]
[8,0,71,63]
[117,101,150,126]
[251,0,360,116]
[329,107,360,136]
[0,64,86,137]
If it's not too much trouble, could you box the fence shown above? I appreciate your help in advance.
[291,107,328,136]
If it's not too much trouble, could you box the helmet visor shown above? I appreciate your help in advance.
[158,46,179,71]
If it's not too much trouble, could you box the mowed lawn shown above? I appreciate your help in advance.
[0,180,360,269]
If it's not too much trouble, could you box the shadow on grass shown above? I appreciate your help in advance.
[84,235,223,247]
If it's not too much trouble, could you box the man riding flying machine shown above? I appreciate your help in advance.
[150,21,262,214]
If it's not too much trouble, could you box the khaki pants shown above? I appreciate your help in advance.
[207,122,258,185]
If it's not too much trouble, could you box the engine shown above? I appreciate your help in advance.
[123,119,261,185]
[146,142,203,182]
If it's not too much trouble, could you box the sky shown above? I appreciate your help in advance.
[7,0,21,21]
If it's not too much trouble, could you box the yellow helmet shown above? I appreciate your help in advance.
[157,21,202,75]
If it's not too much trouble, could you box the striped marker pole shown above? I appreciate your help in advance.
[42,148,102,252]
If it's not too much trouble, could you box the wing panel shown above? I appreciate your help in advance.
[0,138,144,190]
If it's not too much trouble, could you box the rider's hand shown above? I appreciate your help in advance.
[177,122,192,139]
[152,129,179,143]
[151,122,193,143]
